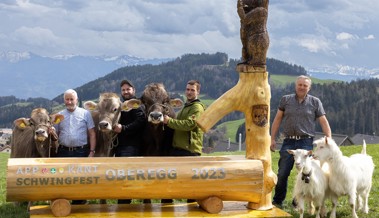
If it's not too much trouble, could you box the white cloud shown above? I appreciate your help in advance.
[336,32,358,40]
[13,26,60,46]
[298,36,332,53]
[0,0,378,69]
[364,34,375,40]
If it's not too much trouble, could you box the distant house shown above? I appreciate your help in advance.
[314,132,354,146]
[0,129,12,146]
[0,138,8,147]
[0,145,11,153]
[351,134,379,145]
[0,128,12,139]
[0,128,12,135]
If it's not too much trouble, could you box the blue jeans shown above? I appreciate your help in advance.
[273,138,313,204]
[55,146,89,205]
[115,145,139,157]
[56,146,89,157]
[169,147,200,156]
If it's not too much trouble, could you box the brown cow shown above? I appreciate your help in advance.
[140,83,183,156]
[11,108,64,158]
[84,92,141,157]
[10,108,63,209]
[139,83,183,204]
[84,93,142,204]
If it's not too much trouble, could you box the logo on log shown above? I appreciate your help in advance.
[252,105,268,127]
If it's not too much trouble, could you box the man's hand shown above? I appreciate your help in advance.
[48,126,58,141]
[113,124,122,133]
[270,141,276,152]
[88,151,95,157]
[163,115,170,124]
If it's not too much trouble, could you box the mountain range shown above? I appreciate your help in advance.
[1,51,378,100]
[0,51,170,100]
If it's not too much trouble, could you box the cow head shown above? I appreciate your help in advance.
[147,99,183,124]
[141,83,183,124]
[14,108,63,142]
[84,93,121,132]
[84,93,142,132]
[13,108,63,157]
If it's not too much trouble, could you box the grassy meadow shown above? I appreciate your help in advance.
[217,118,245,142]
[1,143,378,218]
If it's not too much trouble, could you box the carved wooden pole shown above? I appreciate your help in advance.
[197,66,276,210]
[196,0,276,210]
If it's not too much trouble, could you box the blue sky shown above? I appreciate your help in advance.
[0,0,378,71]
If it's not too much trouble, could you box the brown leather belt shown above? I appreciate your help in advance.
[285,135,313,140]
[59,144,89,151]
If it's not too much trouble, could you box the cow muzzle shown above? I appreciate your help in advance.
[99,121,112,132]
[148,111,163,124]
[35,128,48,141]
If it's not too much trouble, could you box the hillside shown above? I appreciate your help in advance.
[0,52,170,99]
[0,53,307,128]
[0,53,378,139]
[49,53,307,103]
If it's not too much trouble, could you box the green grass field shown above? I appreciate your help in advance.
[217,119,245,142]
[1,143,378,217]
[269,75,339,87]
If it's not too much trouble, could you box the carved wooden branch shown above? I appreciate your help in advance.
[197,65,276,210]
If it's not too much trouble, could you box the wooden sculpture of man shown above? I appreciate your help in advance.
[237,0,269,67]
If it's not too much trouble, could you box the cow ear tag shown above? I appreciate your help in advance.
[19,122,26,128]
[122,105,131,111]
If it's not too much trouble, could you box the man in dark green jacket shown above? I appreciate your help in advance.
[163,80,205,156]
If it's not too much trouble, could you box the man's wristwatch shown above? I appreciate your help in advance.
[90,150,96,154]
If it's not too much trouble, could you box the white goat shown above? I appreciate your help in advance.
[313,137,374,218]
[288,149,328,218]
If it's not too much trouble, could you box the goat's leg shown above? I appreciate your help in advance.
[329,194,338,218]
[362,190,370,213]
[314,205,321,218]
[314,198,325,218]
[307,200,315,215]
[356,195,363,211]
[319,198,327,218]
[348,192,358,218]
[297,197,305,218]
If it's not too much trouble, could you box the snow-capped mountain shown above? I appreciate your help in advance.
[0,51,32,63]
[1,51,377,100]
[308,65,379,82]
[0,51,171,100]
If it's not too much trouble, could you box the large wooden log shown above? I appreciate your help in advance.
[198,196,223,214]
[7,156,263,202]
[196,66,277,210]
